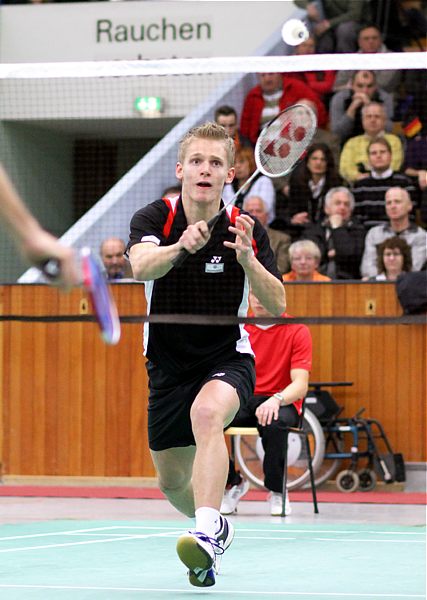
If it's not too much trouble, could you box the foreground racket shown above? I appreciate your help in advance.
[40,247,121,345]
[172,103,317,267]
[80,247,121,345]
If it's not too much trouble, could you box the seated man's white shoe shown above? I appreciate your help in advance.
[220,478,250,514]
[269,490,292,516]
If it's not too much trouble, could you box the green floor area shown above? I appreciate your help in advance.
[0,520,425,599]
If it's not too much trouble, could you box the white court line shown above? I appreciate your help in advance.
[1,525,424,542]
[1,533,424,553]
[236,536,423,544]
[0,531,183,553]
[0,584,424,597]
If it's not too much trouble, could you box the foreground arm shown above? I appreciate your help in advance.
[256,368,310,427]
[224,214,285,315]
[0,165,78,290]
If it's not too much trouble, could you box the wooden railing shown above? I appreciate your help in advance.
[0,282,425,478]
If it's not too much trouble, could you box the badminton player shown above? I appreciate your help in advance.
[127,122,285,587]
[0,164,78,290]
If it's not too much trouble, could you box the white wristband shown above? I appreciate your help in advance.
[273,392,284,403]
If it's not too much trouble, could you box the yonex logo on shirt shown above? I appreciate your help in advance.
[211,256,222,263]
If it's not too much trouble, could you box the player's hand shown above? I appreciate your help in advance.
[224,214,255,266]
[256,396,281,426]
[178,220,210,254]
[25,229,79,291]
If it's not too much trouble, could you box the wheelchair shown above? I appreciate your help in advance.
[306,382,406,492]
[229,401,325,491]
[230,382,405,492]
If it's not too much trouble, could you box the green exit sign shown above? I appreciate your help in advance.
[134,96,163,114]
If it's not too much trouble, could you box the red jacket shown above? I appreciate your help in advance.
[240,76,328,145]
[286,71,336,100]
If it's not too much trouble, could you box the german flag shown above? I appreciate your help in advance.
[403,116,422,138]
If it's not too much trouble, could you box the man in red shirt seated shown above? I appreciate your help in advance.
[240,72,328,146]
[221,290,312,516]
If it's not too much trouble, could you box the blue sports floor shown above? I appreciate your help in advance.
[0,518,425,599]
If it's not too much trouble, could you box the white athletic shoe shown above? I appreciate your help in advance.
[176,531,219,587]
[269,490,292,516]
[220,478,250,514]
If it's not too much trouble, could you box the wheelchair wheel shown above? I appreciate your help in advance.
[357,468,377,491]
[233,408,325,490]
[313,430,344,487]
[336,469,360,493]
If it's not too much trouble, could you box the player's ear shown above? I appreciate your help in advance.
[225,166,235,184]
[175,162,183,181]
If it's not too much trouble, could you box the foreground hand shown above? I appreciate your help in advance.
[24,229,79,291]
[256,396,281,427]
[224,214,255,266]
[178,220,210,254]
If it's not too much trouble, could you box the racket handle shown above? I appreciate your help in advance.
[171,213,222,268]
[39,258,61,280]
[171,247,191,268]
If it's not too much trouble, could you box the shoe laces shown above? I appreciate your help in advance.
[193,531,224,556]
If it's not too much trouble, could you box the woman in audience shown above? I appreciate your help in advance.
[285,143,343,237]
[222,146,276,223]
[370,236,412,281]
[283,240,331,282]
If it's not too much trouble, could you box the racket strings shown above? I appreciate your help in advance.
[257,106,317,177]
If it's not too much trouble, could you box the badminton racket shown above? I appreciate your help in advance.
[172,103,317,267]
[40,247,121,345]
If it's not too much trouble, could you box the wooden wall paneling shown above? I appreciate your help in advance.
[1,283,425,478]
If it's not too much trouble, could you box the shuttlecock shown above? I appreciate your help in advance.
[281,19,309,46]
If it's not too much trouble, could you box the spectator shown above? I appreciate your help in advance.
[303,187,366,279]
[221,289,312,517]
[330,70,394,145]
[243,196,291,275]
[283,240,331,281]
[222,146,276,224]
[370,236,413,281]
[293,0,367,53]
[100,237,133,281]
[214,105,252,149]
[403,127,427,225]
[376,0,427,52]
[339,102,403,184]
[352,138,418,228]
[361,187,427,278]
[333,24,402,94]
[286,34,336,107]
[286,142,343,235]
[240,72,327,146]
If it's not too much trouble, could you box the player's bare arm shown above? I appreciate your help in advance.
[224,214,285,315]
[129,220,210,281]
[0,165,78,290]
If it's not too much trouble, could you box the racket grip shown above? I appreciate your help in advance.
[39,258,61,280]
[171,248,191,268]
[171,213,222,268]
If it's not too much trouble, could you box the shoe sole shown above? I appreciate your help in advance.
[176,534,214,572]
[188,568,215,587]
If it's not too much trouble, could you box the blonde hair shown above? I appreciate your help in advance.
[178,122,235,166]
[289,239,321,261]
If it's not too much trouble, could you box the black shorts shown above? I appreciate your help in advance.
[146,353,255,451]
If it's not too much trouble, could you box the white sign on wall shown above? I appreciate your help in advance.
[0,1,295,63]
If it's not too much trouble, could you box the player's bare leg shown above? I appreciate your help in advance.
[150,446,196,517]
[175,380,238,586]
